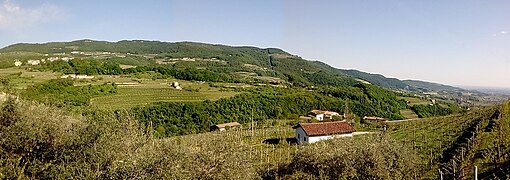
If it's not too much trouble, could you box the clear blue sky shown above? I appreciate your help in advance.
[1,0,509,88]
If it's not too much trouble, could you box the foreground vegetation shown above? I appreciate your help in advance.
[0,99,417,179]
[1,95,508,179]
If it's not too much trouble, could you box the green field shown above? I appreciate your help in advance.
[0,68,242,110]
[89,76,241,109]
[0,67,59,89]
[400,109,419,119]
[91,86,240,109]
[400,96,431,105]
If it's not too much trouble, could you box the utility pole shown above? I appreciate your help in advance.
[251,108,254,137]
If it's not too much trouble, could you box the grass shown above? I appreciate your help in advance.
[90,87,240,109]
[400,109,419,119]
[159,122,391,179]
[1,99,394,179]
[400,96,431,105]
[0,67,59,89]
[161,124,297,179]
[0,68,243,110]
[387,107,497,178]
[88,76,241,109]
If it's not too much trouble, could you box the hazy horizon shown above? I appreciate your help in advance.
[0,0,509,88]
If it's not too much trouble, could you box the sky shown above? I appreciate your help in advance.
[0,0,509,88]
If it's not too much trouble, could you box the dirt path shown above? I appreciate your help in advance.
[385,118,421,123]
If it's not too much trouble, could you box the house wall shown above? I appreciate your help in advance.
[295,127,354,144]
[316,114,324,121]
[295,127,308,144]
[307,133,353,143]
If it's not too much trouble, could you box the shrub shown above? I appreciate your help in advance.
[259,134,418,179]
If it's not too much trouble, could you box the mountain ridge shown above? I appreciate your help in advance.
[0,39,466,93]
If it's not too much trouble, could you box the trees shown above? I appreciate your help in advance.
[133,86,409,137]
[21,79,117,107]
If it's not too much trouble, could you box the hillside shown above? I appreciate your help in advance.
[339,69,409,89]
[403,79,464,92]
[0,39,467,92]
[1,96,509,179]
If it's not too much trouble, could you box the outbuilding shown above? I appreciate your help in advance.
[293,121,355,144]
[308,110,340,121]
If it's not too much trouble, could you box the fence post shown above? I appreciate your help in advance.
[438,169,443,180]
[474,165,478,180]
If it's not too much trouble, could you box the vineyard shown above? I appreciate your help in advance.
[388,103,509,179]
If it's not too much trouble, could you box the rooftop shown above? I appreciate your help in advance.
[309,110,339,116]
[294,121,355,136]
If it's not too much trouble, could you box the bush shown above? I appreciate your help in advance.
[259,135,418,179]
[0,99,178,179]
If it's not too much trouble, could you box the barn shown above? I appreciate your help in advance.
[293,121,355,144]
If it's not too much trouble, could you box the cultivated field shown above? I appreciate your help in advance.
[0,67,59,89]
[400,96,431,105]
[388,106,498,179]
[400,109,419,119]
[0,68,242,110]
[88,76,241,109]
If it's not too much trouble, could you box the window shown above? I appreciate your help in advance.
[304,137,307,142]
[298,134,300,140]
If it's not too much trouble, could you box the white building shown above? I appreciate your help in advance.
[308,110,340,121]
[14,61,22,66]
[48,57,60,61]
[27,60,40,65]
[293,121,355,144]
[61,74,94,79]
[76,74,94,79]
[61,57,74,61]
[170,82,182,90]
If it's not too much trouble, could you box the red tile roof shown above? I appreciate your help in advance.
[294,121,355,136]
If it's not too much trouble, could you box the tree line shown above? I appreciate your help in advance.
[21,79,117,107]
[132,84,408,137]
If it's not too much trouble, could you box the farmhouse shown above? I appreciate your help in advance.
[211,122,241,131]
[293,121,355,144]
[307,110,340,121]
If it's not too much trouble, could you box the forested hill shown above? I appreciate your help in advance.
[0,39,463,92]
[403,79,464,92]
[339,69,409,89]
